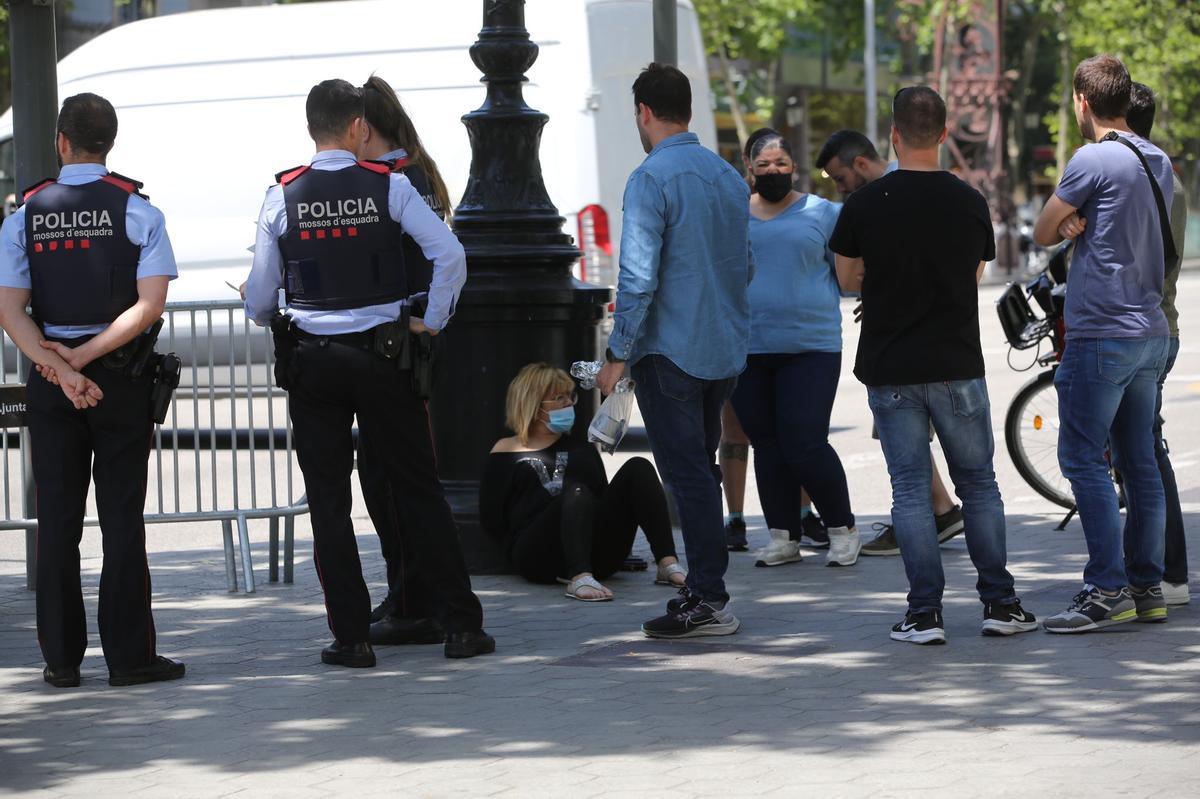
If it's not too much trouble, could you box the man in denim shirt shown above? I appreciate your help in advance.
[597,63,752,639]
[1034,55,1173,632]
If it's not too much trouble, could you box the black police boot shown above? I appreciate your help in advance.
[444,630,496,659]
[108,656,186,687]
[43,665,81,688]
[369,616,445,646]
[320,640,376,668]
[370,593,399,624]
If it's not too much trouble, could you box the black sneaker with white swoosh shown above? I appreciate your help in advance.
[642,599,740,639]
[981,599,1039,636]
[890,610,946,645]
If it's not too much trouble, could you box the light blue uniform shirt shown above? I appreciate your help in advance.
[244,149,466,334]
[608,132,753,380]
[0,163,177,338]
[747,194,842,354]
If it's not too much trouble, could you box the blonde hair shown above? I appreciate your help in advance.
[505,363,574,444]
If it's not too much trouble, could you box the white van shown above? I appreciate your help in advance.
[0,0,716,301]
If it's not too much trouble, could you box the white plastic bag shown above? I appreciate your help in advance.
[570,360,636,453]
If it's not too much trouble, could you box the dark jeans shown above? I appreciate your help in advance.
[1119,336,1187,585]
[632,355,735,604]
[1155,337,1188,584]
[357,431,434,619]
[730,352,854,531]
[288,335,483,644]
[27,359,157,672]
[868,378,1015,612]
[1057,336,1169,591]
[509,457,676,582]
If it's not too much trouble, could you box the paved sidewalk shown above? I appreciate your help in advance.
[1,510,1197,797]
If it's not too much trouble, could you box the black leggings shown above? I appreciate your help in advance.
[510,457,676,582]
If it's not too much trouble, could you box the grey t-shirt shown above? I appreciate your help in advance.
[1164,173,1187,337]
[1056,133,1173,339]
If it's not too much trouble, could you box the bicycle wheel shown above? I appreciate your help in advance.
[1005,370,1075,508]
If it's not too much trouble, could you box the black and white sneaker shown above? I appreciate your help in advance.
[798,513,830,548]
[725,517,749,551]
[643,599,740,639]
[665,586,697,614]
[889,610,946,645]
[981,599,1038,636]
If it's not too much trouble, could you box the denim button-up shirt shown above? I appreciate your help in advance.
[607,132,753,380]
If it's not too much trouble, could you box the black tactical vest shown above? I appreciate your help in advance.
[23,174,142,326]
[387,155,441,296]
[277,161,406,310]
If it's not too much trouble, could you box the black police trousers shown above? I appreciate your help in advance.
[288,335,483,645]
[26,360,157,672]
[357,431,435,619]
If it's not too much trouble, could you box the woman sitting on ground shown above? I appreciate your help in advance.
[480,363,685,601]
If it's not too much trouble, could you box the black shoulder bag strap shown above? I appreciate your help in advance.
[1101,132,1177,275]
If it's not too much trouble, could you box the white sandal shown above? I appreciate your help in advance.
[654,561,687,586]
[564,574,612,602]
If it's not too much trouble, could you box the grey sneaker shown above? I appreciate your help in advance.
[935,505,965,544]
[1130,584,1168,623]
[1162,582,1190,606]
[861,523,899,556]
[1043,585,1137,633]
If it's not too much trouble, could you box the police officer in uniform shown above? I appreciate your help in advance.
[0,93,183,688]
[244,79,494,668]
[357,75,447,645]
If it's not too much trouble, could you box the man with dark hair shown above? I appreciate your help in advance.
[1126,82,1190,606]
[244,79,494,667]
[1034,55,1174,632]
[816,130,891,196]
[597,63,752,639]
[0,93,184,687]
[816,128,966,559]
[831,85,1036,645]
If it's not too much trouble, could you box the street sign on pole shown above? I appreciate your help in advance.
[653,0,677,66]
[8,0,59,591]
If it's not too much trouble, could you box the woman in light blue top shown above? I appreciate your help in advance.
[731,129,861,569]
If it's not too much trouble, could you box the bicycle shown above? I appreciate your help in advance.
[996,245,1123,528]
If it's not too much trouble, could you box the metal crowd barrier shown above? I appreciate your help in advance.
[0,299,308,594]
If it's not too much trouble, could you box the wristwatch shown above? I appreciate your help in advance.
[605,347,625,364]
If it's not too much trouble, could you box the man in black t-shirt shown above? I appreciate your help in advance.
[830,86,1037,645]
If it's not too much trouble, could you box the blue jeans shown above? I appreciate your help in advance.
[1057,336,1170,590]
[632,355,736,604]
[730,352,854,531]
[867,378,1015,613]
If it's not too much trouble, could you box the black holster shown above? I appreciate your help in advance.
[100,318,163,378]
[149,353,181,424]
[270,313,298,390]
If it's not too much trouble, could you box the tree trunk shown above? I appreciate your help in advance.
[1008,8,1046,203]
[717,44,750,155]
[1055,2,1071,179]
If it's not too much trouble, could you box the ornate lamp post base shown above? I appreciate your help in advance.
[431,0,611,573]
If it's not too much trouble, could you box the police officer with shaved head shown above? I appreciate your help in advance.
[243,79,494,668]
[0,93,184,688]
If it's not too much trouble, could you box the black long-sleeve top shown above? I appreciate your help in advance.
[478,440,607,552]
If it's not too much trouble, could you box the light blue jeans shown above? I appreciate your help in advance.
[868,378,1016,613]
[1055,336,1170,590]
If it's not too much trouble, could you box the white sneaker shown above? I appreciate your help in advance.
[754,529,802,567]
[826,526,861,567]
[1163,582,1190,606]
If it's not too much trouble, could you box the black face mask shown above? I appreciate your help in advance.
[754,172,793,203]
